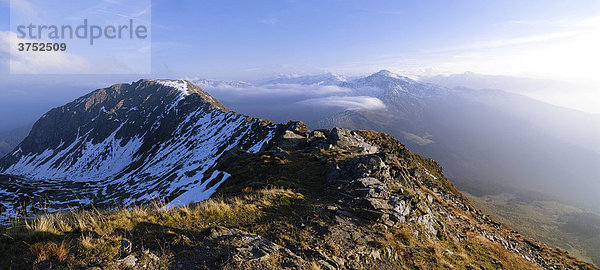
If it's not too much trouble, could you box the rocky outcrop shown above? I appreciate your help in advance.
[207,226,306,268]
[212,124,595,269]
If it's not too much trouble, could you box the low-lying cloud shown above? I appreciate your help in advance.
[199,82,351,99]
[297,96,386,110]
[197,81,386,112]
[195,81,386,126]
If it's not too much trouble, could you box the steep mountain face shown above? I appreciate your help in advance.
[0,79,279,214]
[0,123,32,158]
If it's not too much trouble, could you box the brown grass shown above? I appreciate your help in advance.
[12,187,302,239]
[28,240,70,263]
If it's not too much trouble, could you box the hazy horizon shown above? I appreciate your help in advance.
[1,0,599,124]
[1,69,599,133]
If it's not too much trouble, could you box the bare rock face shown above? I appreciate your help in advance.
[321,133,442,230]
[208,226,305,267]
[328,128,378,154]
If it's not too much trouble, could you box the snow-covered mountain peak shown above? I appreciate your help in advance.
[142,79,229,111]
[0,80,282,211]
[262,72,347,85]
[156,79,189,96]
[369,69,414,82]
[374,69,397,77]
[192,79,253,88]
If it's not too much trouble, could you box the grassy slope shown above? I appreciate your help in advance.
[0,133,594,269]
[0,186,544,269]
[0,188,312,269]
[463,191,600,267]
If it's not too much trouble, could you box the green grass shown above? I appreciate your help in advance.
[463,191,600,266]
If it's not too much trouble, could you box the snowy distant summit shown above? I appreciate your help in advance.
[371,69,414,81]
[334,70,448,99]
[259,70,415,87]
[261,72,347,85]
[191,70,447,100]
[192,79,253,88]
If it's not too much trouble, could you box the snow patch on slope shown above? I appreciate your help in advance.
[168,171,231,207]
[248,128,276,153]
[423,168,438,180]
[3,123,143,181]
[157,80,189,98]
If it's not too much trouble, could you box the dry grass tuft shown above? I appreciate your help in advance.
[24,208,106,236]
[25,215,60,235]
[78,234,95,250]
[195,200,233,218]
[29,240,70,263]
[309,261,323,270]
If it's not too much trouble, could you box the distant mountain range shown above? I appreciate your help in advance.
[421,72,600,114]
[2,71,599,210]
[0,79,594,269]
[193,70,600,211]
[0,124,32,158]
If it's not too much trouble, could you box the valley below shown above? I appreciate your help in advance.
[458,181,600,267]
[0,175,97,222]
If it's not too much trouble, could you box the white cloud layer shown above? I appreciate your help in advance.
[202,83,351,98]
[297,96,386,110]
[196,81,386,114]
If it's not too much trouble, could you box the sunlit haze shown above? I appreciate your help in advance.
[0,0,599,120]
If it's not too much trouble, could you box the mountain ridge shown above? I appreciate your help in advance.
[0,79,279,212]
[0,79,596,269]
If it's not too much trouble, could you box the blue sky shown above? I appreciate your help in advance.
[151,0,600,81]
[0,0,599,130]
[1,0,599,80]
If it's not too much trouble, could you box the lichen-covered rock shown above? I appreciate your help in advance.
[328,128,378,154]
[204,226,307,269]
